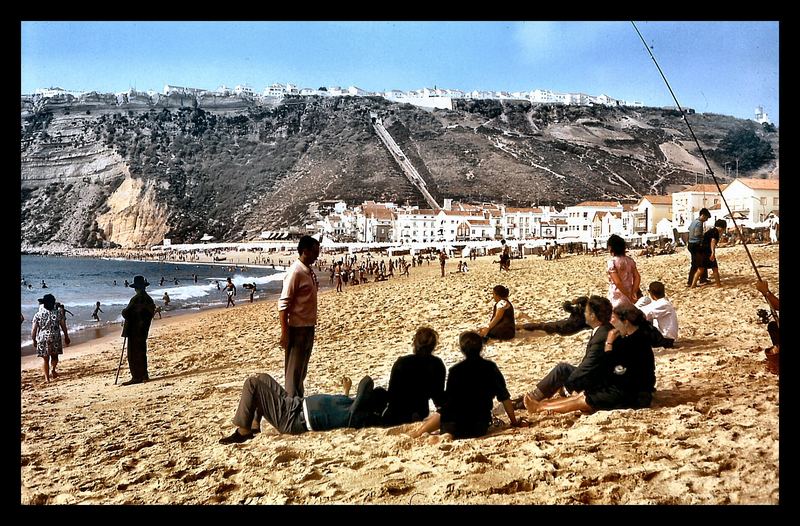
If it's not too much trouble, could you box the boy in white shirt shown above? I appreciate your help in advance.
[639,281,678,348]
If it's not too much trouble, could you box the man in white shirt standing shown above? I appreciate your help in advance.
[278,235,321,397]
[639,281,678,348]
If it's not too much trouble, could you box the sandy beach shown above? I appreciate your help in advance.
[20,243,779,505]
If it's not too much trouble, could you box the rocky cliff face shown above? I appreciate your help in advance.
[20,93,779,249]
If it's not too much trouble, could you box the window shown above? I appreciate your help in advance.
[583,225,588,231]
[760,197,767,206]
[774,197,779,206]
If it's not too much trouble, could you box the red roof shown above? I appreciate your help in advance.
[731,178,779,190]
[506,207,543,213]
[574,200,621,207]
[641,195,672,205]
[680,184,725,193]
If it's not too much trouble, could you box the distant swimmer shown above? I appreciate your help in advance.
[41,280,48,289]
[160,276,165,286]
[124,280,129,288]
[56,302,74,318]
[194,274,198,283]
[113,280,117,286]
[215,280,221,290]
[174,278,179,285]
[224,277,236,307]
[162,292,171,308]
[91,301,103,321]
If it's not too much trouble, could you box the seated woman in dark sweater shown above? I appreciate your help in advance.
[478,285,516,341]
[408,331,520,440]
[379,326,446,426]
[524,304,656,415]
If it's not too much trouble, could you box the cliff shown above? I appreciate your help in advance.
[20,93,779,249]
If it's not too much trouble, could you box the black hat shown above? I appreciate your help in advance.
[130,275,150,289]
[37,293,56,309]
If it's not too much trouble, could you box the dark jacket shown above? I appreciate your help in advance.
[383,354,446,425]
[602,328,656,401]
[121,290,156,339]
[439,356,510,439]
[565,323,612,393]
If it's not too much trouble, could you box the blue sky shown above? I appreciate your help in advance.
[21,21,779,124]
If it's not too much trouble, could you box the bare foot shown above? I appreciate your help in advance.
[50,370,59,379]
[523,393,542,413]
[341,376,352,395]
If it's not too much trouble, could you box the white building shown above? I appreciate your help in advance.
[394,208,439,244]
[356,201,395,243]
[671,183,726,230]
[563,201,623,244]
[633,195,673,234]
[234,85,254,98]
[504,207,548,239]
[720,178,779,227]
[163,85,207,96]
[754,106,772,125]
[347,86,369,97]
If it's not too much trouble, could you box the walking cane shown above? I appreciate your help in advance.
[114,336,127,385]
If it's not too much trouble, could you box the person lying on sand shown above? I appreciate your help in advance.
[516,296,590,336]
[219,374,388,445]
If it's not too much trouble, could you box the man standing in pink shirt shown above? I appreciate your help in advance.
[278,235,321,397]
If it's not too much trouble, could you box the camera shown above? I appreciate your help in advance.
[756,309,772,324]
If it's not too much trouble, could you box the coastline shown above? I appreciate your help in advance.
[21,245,779,504]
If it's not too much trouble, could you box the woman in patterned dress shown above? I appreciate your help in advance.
[30,293,70,383]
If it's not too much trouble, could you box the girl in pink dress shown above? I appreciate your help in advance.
[606,235,641,308]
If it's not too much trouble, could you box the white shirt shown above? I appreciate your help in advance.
[635,296,652,309]
[640,297,679,340]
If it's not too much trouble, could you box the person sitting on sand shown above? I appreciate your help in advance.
[524,304,656,415]
[478,285,515,341]
[162,292,170,308]
[219,374,388,444]
[511,295,612,409]
[407,331,520,441]
[517,296,590,336]
[638,281,678,348]
[378,327,446,426]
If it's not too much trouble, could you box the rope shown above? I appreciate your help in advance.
[631,21,778,325]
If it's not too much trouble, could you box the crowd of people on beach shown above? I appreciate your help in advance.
[26,211,778,446]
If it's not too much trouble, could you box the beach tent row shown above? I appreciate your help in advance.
[260,231,291,240]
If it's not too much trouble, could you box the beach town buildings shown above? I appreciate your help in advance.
[671,184,725,230]
[564,201,624,244]
[632,195,673,234]
[718,178,779,227]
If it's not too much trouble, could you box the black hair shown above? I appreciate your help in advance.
[648,281,666,299]
[607,234,627,256]
[586,295,612,324]
[699,208,711,218]
[714,219,728,229]
[412,326,439,356]
[613,304,647,327]
[492,285,510,299]
[297,235,320,255]
[459,331,483,358]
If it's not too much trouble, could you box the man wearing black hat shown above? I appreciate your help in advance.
[219,374,386,444]
[121,276,156,385]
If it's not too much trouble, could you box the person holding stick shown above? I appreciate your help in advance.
[120,276,156,386]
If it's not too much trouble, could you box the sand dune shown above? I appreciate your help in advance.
[20,244,779,504]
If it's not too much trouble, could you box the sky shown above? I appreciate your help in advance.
[21,21,779,124]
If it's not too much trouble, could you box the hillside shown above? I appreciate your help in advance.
[20,94,779,249]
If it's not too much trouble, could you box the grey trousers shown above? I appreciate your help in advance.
[535,362,577,399]
[285,326,315,398]
[233,373,306,435]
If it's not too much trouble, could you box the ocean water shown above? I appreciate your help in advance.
[20,255,287,355]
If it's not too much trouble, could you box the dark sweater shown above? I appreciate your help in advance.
[383,354,446,425]
[439,356,510,439]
